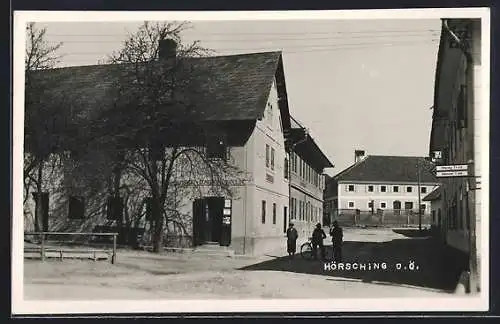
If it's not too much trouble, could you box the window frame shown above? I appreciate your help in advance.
[261,200,266,224]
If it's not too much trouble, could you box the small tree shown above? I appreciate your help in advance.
[97,21,245,252]
[24,22,65,232]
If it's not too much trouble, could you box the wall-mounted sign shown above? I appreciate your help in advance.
[222,216,231,225]
[436,170,468,178]
[223,208,231,216]
[224,199,232,208]
[436,164,468,172]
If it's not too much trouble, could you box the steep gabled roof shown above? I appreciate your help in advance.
[334,155,438,183]
[422,186,442,201]
[31,51,290,126]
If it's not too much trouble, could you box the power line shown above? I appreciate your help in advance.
[47,28,440,38]
[57,39,438,57]
[48,32,440,44]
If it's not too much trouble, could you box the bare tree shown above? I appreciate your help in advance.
[24,22,65,232]
[96,21,246,252]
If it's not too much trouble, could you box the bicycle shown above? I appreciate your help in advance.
[300,237,315,260]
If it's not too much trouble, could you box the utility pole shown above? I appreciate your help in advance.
[417,158,422,231]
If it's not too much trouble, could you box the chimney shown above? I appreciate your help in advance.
[158,38,177,60]
[354,149,365,163]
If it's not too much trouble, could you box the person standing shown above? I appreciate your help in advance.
[330,220,343,262]
[286,223,298,258]
[311,223,326,260]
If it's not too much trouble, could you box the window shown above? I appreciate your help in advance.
[380,202,387,209]
[68,196,85,219]
[393,186,399,193]
[272,203,277,224]
[271,148,275,170]
[368,185,374,192]
[406,186,413,193]
[348,201,355,208]
[368,201,373,208]
[420,204,426,212]
[348,185,355,192]
[284,158,289,179]
[293,198,297,220]
[393,200,401,210]
[421,187,427,194]
[294,154,298,173]
[106,196,123,220]
[457,84,468,129]
[404,202,414,210]
[380,185,387,193]
[206,136,227,160]
[265,144,270,168]
[261,200,266,224]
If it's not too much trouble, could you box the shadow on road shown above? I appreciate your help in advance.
[392,228,433,238]
[239,237,461,293]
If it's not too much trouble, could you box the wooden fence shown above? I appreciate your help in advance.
[24,232,118,264]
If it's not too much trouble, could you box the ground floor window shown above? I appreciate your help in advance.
[272,203,277,225]
[261,200,266,224]
[68,196,85,219]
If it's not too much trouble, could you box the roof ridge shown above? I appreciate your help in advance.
[37,51,283,72]
[333,155,370,179]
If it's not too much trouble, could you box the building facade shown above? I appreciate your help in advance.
[24,49,305,256]
[428,18,483,292]
[324,151,440,227]
[288,117,333,240]
[422,186,443,233]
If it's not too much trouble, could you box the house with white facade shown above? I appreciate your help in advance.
[24,43,315,256]
[324,150,440,227]
[287,116,334,240]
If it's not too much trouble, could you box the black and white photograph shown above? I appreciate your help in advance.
[12,8,490,314]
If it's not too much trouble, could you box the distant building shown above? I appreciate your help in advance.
[428,18,482,292]
[422,186,443,231]
[287,116,334,239]
[324,151,440,227]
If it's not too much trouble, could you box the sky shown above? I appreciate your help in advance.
[36,18,441,176]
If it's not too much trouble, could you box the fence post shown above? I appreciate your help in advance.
[40,233,46,261]
[111,233,117,264]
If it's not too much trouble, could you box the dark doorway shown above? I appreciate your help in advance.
[192,196,224,246]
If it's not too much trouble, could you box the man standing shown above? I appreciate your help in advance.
[330,220,343,262]
[286,223,298,258]
[312,223,326,260]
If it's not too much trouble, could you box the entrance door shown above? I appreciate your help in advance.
[193,197,224,246]
[192,198,206,246]
[205,197,224,243]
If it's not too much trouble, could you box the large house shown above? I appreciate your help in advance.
[23,40,331,256]
[428,18,483,292]
[324,150,440,227]
[287,116,334,240]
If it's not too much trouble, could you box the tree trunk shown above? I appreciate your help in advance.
[151,159,163,253]
[34,161,43,233]
[152,197,163,252]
